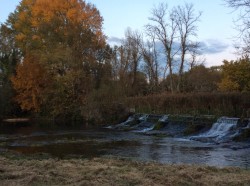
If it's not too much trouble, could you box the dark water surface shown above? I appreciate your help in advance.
[0,121,250,168]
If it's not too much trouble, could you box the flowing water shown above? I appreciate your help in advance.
[0,120,250,168]
[190,117,241,143]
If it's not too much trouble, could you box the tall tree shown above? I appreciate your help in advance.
[172,3,201,92]
[0,23,21,116]
[123,28,143,90]
[146,3,178,93]
[115,45,131,92]
[8,0,106,117]
[145,3,201,93]
[141,33,160,92]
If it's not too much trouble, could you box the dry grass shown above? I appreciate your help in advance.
[0,155,250,186]
[126,92,250,117]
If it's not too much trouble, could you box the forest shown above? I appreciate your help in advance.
[0,0,250,124]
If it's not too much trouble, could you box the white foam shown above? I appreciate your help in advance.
[191,117,239,142]
[158,115,169,123]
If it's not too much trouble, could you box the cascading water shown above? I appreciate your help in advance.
[105,115,137,129]
[114,116,136,129]
[132,114,154,132]
[190,117,239,143]
[205,117,238,136]
[246,119,250,128]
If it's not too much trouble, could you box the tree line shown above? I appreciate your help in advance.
[0,0,249,122]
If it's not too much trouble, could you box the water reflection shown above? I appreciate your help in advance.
[0,121,250,168]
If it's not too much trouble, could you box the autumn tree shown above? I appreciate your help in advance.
[11,54,50,112]
[8,0,106,117]
[218,58,250,92]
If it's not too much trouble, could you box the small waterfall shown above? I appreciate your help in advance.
[205,117,238,136]
[136,126,155,133]
[105,115,137,129]
[123,116,135,124]
[246,119,250,128]
[138,114,149,122]
[191,117,239,143]
[158,115,169,123]
[115,116,136,128]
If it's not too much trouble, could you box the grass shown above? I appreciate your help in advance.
[0,154,250,186]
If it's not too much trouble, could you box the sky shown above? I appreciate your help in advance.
[0,0,239,67]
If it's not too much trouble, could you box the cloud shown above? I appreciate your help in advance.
[107,37,230,56]
[107,36,123,44]
[199,39,229,54]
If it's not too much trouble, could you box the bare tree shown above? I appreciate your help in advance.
[117,45,130,87]
[109,29,143,95]
[145,3,178,93]
[145,3,201,93]
[141,32,160,90]
[172,3,202,92]
[188,42,206,70]
[225,0,250,8]
[123,28,143,88]
[225,0,250,54]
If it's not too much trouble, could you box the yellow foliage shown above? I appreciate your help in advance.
[15,33,26,41]
[218,77,240,92]
[218,59,250,92]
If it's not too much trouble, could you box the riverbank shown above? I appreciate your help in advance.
[1,154,250,186]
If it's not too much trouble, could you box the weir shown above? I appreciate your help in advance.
[107,114,249,143]
[217,117,239,125]
[190,117,240,143]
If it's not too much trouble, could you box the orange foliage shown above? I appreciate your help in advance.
[11,54,51,112]
[13,0,106,55]
[30,0,105,45]
[11,0,106,115]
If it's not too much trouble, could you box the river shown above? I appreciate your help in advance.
[0,121,250,168]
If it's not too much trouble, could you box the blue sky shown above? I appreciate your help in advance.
[0,0,238,66]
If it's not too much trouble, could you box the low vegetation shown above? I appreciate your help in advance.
[0,154,249,186]
[126,92,250,118]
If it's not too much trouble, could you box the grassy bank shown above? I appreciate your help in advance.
[1,155,250,186]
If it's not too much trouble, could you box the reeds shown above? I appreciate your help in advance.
[126,92,250,117]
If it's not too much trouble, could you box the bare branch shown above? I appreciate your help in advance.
[225,0,250,55]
